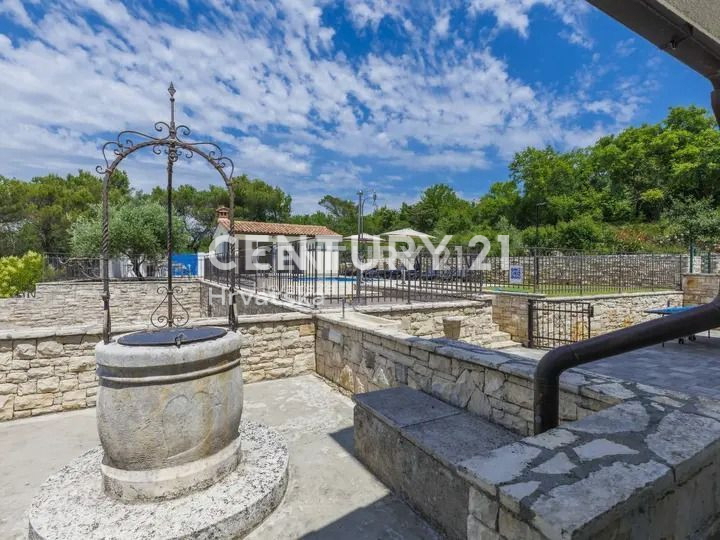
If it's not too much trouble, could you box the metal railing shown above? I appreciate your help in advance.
[528,299,593,349]
[533,297,720,434]
[203,242,707,307]
[482,248,688,295]
[42,253,201,281]
[204,242,485,308]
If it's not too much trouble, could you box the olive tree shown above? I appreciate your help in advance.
[70,201,189,279]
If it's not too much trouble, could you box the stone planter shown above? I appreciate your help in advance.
[442,316,464,340]
[94,329,243,501]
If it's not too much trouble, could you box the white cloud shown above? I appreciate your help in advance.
[0,0,33,28]
[0,0,651,212]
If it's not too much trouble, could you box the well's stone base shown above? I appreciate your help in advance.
[101,437,242,502]
[28,421,288,540]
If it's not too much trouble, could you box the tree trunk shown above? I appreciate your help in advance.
[132,259,145,281]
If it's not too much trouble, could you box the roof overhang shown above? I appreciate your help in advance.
[586,0,720,86]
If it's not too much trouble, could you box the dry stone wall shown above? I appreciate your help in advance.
[683,273,720,305]
[577,291,683,337]
[0,330,99,421]
[492,291,683,345]
[327,312,720,538]
[0,280,204,329]
[485,252,701,289]
[361,299,515,348]
[315,314,616,436]
[0,313,315,421]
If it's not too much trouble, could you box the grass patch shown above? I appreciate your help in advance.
[485,285,673,297]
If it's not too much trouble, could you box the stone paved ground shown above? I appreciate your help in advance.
[506,332,720,400]
[0,374,439,540]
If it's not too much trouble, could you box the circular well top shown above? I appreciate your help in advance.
[117,327,227,347]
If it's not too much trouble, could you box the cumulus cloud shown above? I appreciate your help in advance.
[0,0,653,211]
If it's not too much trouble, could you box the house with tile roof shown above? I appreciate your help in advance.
[212,207,342,274]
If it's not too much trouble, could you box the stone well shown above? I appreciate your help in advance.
[28,327,289,539]
[95,327,244,501]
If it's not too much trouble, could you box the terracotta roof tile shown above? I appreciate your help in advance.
[217,218,339,237]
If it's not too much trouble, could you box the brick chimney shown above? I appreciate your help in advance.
[216,206,230,220]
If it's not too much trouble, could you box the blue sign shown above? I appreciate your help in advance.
[172,253,198,277]
[509,265,524,284]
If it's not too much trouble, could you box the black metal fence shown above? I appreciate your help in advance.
[204,241,485,308]
[481,248,689,296]
[42,254,104,281]
[41,253,201,281]
[528,299,593,349]
[202,242,703,307]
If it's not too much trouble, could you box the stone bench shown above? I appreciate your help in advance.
[354,386,519,539]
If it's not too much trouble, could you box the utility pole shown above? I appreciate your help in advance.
[355,190,377,299]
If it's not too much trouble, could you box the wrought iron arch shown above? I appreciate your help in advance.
[96,83,238,343]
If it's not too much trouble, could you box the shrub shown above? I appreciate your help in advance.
[0,251,44,297]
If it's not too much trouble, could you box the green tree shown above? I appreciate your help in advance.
[233,174,292,222]
[149,184,227,252]
[662,198,720,250]
[70,201,189,279]
[0,251,44,297]
[316,195,358,236]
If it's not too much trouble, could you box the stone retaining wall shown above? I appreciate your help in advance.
[319,313,720,538]
[0,313,315,421]
[491,292,541,344]
[492,290,683,345]
[361,299,514,348]
[200,281,295,318]
[683,273,720,305]
[316,314,614,436]
[0,280,204,329]
[485,252,702,289]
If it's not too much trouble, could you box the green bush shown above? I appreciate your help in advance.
[0,251,44,298]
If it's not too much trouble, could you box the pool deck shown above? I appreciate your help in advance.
[506,332,720,400]
[0,375,438,540]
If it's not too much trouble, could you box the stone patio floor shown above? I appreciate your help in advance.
[0,374,439,540]
[506,332,720,400]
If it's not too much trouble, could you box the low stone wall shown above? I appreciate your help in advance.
[361,299,514,348]
[0,280,204,330]
[492,290,683,345]
[555,291,683,338]
[683,273,720,305]
[0,313,315,421]
[200,281,296,318]
[318,313,720,538]
[316,314,613,435]
[491,292,540,344]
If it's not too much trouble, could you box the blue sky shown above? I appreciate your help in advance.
[0,0,711,213]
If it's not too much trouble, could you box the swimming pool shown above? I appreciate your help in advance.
[293,276,356,282]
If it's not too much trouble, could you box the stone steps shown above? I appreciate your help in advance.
[473,329,517,349]
[484,340,518,350]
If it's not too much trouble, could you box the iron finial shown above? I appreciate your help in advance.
[168,82,176,97]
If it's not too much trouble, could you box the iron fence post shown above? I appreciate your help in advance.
[527,299,534,348]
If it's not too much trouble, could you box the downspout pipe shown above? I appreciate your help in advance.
[535,88,720,435]
[534,296,720,434]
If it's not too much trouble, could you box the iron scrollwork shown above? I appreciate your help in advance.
[151,286,191,328]
[97,83,238,342]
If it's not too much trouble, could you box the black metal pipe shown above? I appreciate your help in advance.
[534,295,720,434]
